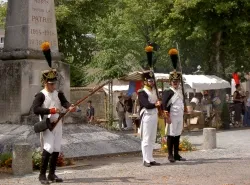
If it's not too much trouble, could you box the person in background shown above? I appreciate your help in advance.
[190,94,199,110]
[124,95,133,130]
[86,100,95,123]
[243,91,250,127]
[233,84,244,127]
[201,91,212,118]
[116,96,127,130]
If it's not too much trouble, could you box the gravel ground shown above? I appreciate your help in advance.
[1,128,250,185]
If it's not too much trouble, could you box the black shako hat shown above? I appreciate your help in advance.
[40,42,58,84]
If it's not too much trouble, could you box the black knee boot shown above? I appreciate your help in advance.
[167,136,175,163]
[39,150,51,184]
[173,135,180,159]
[48,152,63,182]
[174,136,186,161]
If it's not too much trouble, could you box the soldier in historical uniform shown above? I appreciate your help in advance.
[138,71,161,167]
[32,69,76,184]
[32,42,77,184]
[162,70,186,163]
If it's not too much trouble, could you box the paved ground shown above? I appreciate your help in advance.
[1,128,250,185]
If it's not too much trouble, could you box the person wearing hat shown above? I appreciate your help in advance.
[162,48,186,163]
[32,42,77,184]
[138,71,161,167]
[162,71,186,163]
[116,94,127,130]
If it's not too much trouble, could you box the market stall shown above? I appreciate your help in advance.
[116,72,231,130]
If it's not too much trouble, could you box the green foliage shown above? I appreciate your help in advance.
[0,152,12,168]
[91,0,167,81]
[32,151,66,170]
[32,150,42,170]
[157,0,250,77]
[161,137,196,153]
[179,137,196,152]
[70,65,89,87]
[0,2,6,28]
[1,0,250,84]
[55,0,114,85]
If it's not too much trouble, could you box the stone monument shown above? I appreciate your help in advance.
[12,143,33,175]
[0,0,70,124]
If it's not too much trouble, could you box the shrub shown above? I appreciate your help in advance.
[56,153,65,167]
[179,137,196,151]
[32,150,42,170]
[4,158,12,168]
[0,153,12,168]
[160,137,196,153]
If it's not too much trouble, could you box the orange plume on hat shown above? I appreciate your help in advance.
[41,42,52,68]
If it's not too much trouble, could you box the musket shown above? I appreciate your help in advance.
[176,43,187,111]
[50,80,111,131]
[145,45,164,118]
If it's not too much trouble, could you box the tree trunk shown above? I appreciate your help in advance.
[207,31,223,77]
[215,31,222,75]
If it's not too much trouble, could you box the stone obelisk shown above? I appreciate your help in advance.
[0,0,70,124]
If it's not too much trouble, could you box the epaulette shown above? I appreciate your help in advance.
[137,89,144,93]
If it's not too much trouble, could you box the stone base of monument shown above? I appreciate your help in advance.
[203,128,216,150]
[0,123,141,158]
[12,143,33,176]
[0,59,70,125]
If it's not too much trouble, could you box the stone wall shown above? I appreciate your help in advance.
[70,88,107,120]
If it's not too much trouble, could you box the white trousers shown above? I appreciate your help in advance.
[125,112,133,129]
[140,113,158,163]
[167,114,183,136]
[43,114,63,154]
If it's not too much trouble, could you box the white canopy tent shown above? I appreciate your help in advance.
[103,85,129,94]
[105,72,230,93]
[119,72,170,82]
[183,75,230,91]
[154,73,170,81]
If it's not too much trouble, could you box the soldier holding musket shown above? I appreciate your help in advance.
[32,42,77,184]
[138,45,162,167]
[162,49,186,163]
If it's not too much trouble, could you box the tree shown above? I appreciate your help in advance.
[55,0,113,86]
[91,0,175,81]
[157,0,250,77]
[0,1,6,28]
[0,0,111,86]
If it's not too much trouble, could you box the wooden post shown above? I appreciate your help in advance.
[110,80,114,127]
[104,92,107,122]
[108,81,111,128]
